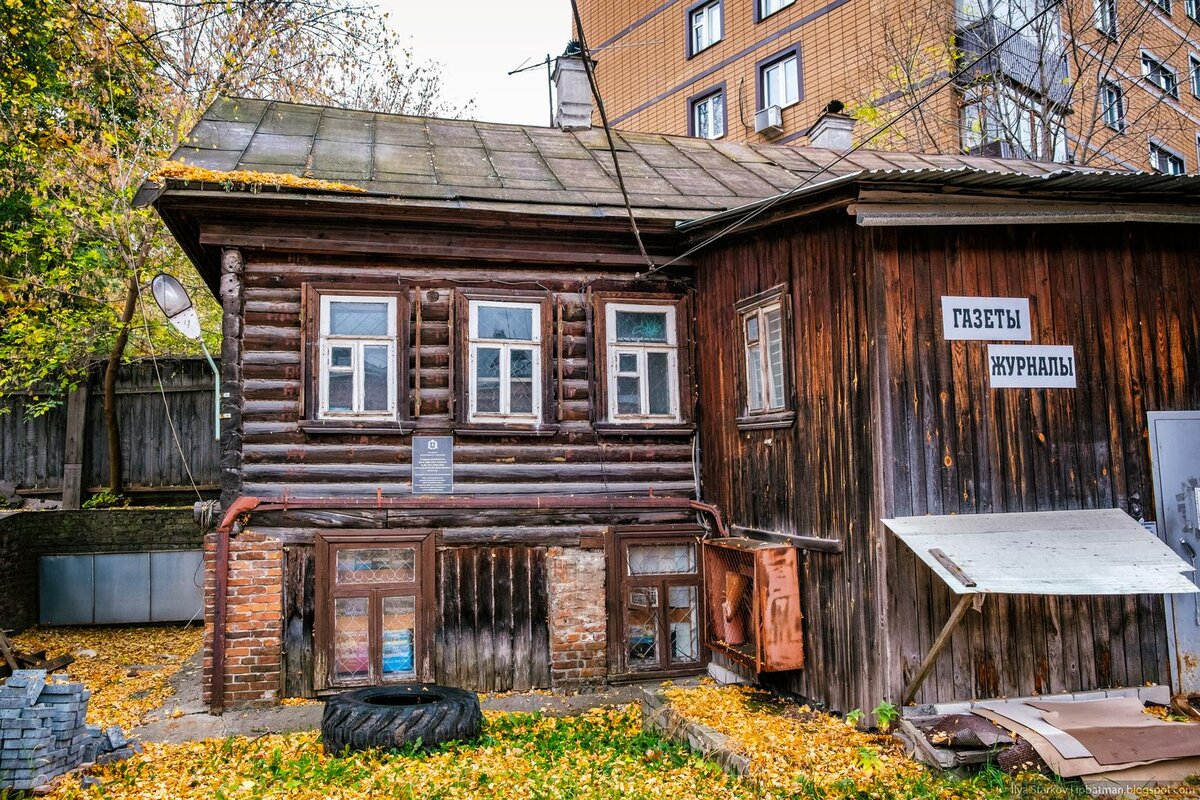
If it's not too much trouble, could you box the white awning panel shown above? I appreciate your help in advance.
[882,509,1198,595]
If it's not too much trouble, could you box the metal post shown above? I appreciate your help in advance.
[200,339,220,441]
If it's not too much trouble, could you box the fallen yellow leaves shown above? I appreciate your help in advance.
[151,161,367,193]
[11,625,202,731]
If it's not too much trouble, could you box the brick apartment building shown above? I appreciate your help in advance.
[577,0,1200,172]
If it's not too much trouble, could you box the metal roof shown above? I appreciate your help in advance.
[882,509,1199,596]
[152,96,1124,221]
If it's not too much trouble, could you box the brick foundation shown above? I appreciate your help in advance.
[547,547,608,685]
[202,530,283,707]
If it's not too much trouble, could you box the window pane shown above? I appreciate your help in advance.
[475,346,501,413]
[782,56,798,104]
[363,345,390,411]
[626,587,660,668]
[765,308,785,408]
[712,94,725,138]
[617,352,638,373]
[745,315,760,344]
[329,301,389,336]
[327,372,353,412]
[746,343,764,411]
[615,310,668,342]
[628,543,696,575]
[331,346,353,368]
[337,547,417,584]
[333,597,369,680]
[647,352,672,415]
[669,586,700,663]
[510,348,533,379]
[510,380,534,414]
[476,347,501,378]
[617,375,641,415]
[765,63,782,107]
[382,596,417,680]
[477,305,533,340]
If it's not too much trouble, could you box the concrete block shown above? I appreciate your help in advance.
[1139,685,1171,705]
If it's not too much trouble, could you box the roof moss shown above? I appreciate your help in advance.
[150,161,367,194]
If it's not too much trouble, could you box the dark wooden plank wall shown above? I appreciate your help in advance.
[1,359,219,494]
[875,223,1199,704]
[436,545,551,691]
[693,212,885,714]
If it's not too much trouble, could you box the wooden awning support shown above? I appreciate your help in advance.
[901,593,984,706]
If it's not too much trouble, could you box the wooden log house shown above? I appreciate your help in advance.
[144,84,1200,713]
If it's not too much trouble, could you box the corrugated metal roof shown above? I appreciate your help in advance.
[882,509,1199,596]
[153,96,1148,221]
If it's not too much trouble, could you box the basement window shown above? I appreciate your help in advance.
[317,294,399,420]
[736,286,794,429]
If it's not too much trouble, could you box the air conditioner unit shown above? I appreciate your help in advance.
[754,105,784,137]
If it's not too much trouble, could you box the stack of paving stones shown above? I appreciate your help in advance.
[0,670,140,792]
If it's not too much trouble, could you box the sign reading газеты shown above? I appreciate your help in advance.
[941,296,1031,341]
[987,345,1077,389]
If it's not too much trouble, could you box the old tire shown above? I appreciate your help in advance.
[321,684,482,754]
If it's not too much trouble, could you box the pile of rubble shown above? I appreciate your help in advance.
[0,669,140,792]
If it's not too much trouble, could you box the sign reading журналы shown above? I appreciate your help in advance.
[941,296,1031,341]
[987,344,1078,389]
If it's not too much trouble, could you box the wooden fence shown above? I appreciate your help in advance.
[0,358,220,505]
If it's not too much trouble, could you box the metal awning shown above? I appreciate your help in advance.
[883,508,1198,596]
[881,509,1198,704]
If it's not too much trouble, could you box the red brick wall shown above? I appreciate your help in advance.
[547,547,608,685]
[202,530,283,707]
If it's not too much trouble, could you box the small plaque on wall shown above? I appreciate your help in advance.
[412,436,453,494]
[988,344,1077,389]
[942,296,1031,341]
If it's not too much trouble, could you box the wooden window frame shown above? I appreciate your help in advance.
[605,526,707,680]
[592,292,694,435]
[736,286,795,430]
[314,531,436,692]
[453,289,558,436]
[300,283,410,434]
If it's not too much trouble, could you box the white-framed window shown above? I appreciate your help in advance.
[318,295,397,419]
[1100,81,1126,132]
[1150,141,1186,175]
[1190,55,1200,98]
[1188,0,1199,22]
[692,91,725,139]
[1094,0,1118,36]
[467,300,542,423]
[761,53,800,110]
[1152,0,1172,13]
[758,0,795,18]
[960,83,1069,161]
[1142,52,1179,98]
[690,0,722,55]
[605,303,679,422]
[742,301,788,414]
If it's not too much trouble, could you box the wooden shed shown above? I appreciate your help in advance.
[146,94,1200,713]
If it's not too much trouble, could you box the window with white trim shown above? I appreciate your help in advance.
[1150,142,1186,175]
[1095,0,1117,37]
[742,302,787,414]
[318,295,397,419]
[690,0,722,54]
[1188,0,1199,22]
[467,300,542,422]
[1190,55,1200,98]
[761,53,800,109]
[692,91,725,139]
[1142,52,1179,98]
[759,0,795,18]
[1100,81,1125,132]
[1152,0,1171,13]
[605,303,679,422]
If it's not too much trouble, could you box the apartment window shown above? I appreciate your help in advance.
[688,0,722,56]
[1100,81,1126,132]
[960,84,1069,161]
[317,294,398,419]
[757,0,795,19]
[1142,52,1179,98]
[1152,0,1172,13]
[1094,0,1118,37]
[690,89,725,139]
[759,50,801,110]
[1191,55,1200,98]
[1150,141,1186,174]
[466,299,542,422]
[1188,0,1199,21]
[737,287,792,426]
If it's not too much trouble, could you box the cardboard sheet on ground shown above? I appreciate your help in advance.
[1029,697,1200,766]
[1081,757,1200,789]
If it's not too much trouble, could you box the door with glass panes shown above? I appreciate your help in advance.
[609,529,705,677]
[317,533,434,688]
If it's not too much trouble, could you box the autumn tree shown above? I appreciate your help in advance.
[1,0,469,497]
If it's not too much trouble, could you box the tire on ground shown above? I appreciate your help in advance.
[321,684,483,754]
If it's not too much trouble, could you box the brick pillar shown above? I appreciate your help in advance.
[203,530,283,706]
[546,547,608,686]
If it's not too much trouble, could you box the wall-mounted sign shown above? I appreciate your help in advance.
[412,436,453,494]
[942,296,1031,341]
[988,345,1077,388]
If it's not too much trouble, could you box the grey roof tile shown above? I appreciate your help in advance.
[431,145,495,177]
[374,144,434,176]
[171,146,242,171]
[311,138,371,176]
[317,114,374,143]
[258,106,321,136]
[206,97,269,124]
[239,133,315,167]
[181,120,257,151]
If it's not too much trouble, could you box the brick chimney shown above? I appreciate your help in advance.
[553,42,594,131]
[808,101,854,150]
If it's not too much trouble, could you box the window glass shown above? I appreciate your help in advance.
[759,0,794,16]
[363,345,390,411]
[333,597,369,680]
[327,373,353,412]
[509,348,535,414]
[628,543,696,575]
[668,585,700,663]
[692,92,725,139]
[765,307,785,405]
[336,547,417,584]
[1191,56,1200,97]
[476,305,533,340]
[626,587,661,668]
[331,346,353,368]
[616,310,669,342]
[475,347,502,413]
[605,302,679,421]
[1150,143,1186,175]
[617,377,641,415]
[763,55,799,108]
[1101,82,1125,130]
[329,301,389,336]
[1143,53,1178,97]
[741,298,790,415]
[691,0,721,53]
[647,352,672,415]
[382,596,417,680]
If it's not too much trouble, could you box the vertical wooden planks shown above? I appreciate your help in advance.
[282,545,316,698]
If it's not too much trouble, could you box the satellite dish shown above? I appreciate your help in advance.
[150,273,202,340]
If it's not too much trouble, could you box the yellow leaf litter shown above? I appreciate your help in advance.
[11,625,202,731]
[150,161,367,193]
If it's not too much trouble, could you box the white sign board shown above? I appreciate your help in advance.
[988,344,1077,388]
[941,296,1031,341]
